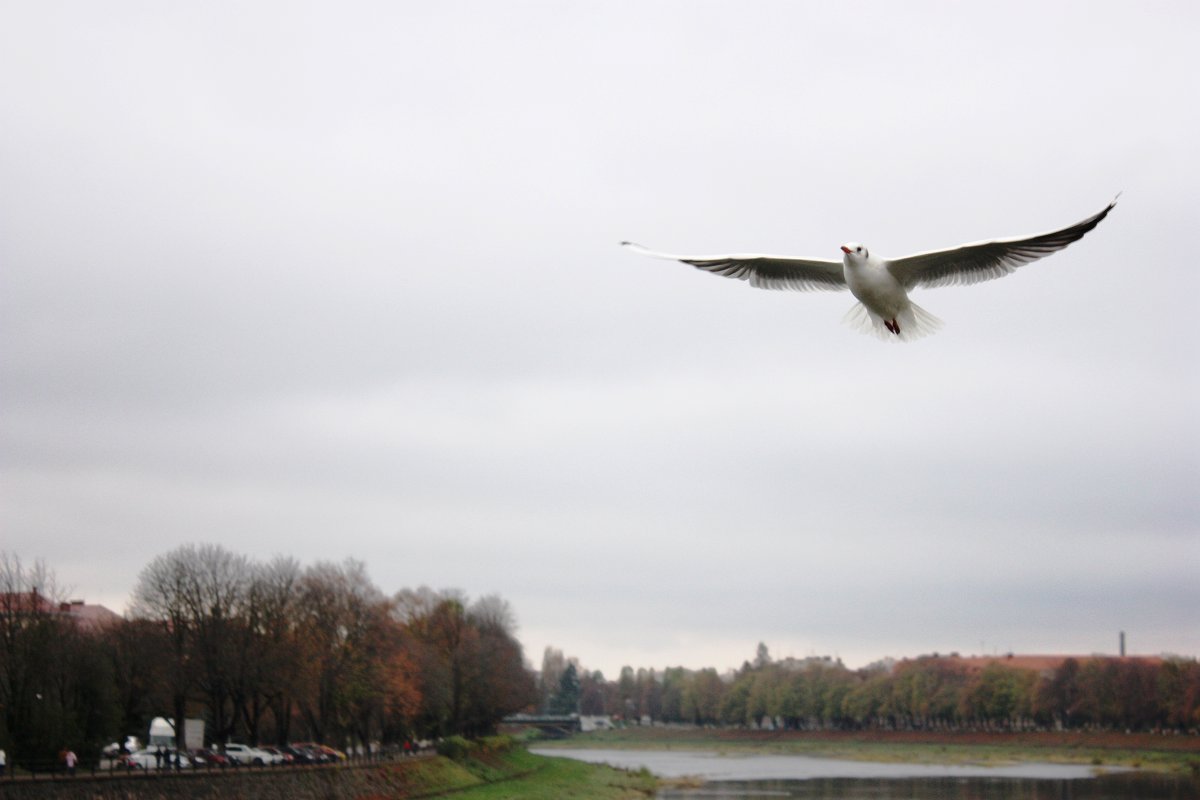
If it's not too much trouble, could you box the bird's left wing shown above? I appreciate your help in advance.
[885,198,1117,290]
[621,241,846,292]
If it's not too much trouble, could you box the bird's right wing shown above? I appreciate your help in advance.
[621,241,846,292]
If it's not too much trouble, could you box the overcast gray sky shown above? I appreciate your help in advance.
[3,1,1197,677]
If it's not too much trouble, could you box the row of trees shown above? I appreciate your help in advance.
[552,644,1200,733]
[0,547,535,769]
[5,545,1197,770]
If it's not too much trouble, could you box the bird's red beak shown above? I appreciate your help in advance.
[840,245,852,254]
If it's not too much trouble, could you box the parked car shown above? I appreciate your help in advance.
[322,745,348,761]
[221,743,276,766]
[102,737,140,758]
[279,744,318,764]
[290,742,336,763]
[189,748,229,768]
[258,746,292,764]
[306,743,346,761]
[120,748,192,770]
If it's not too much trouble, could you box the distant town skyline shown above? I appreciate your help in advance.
[10,564,1186,680]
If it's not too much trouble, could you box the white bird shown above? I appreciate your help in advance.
[622,198,1117,341]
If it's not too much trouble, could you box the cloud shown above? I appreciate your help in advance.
[2,2,1197,678]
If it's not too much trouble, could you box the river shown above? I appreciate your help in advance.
[532,747,1198,799]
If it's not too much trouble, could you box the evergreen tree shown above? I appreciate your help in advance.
[550,662,581,714]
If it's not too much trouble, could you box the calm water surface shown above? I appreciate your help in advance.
[533,747,1198,799]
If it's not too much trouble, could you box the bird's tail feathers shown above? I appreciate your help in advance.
[843,301,943,342]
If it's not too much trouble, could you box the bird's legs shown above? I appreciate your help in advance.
[884,318,900,335]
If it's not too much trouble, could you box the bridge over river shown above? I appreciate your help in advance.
[499,714,582,737]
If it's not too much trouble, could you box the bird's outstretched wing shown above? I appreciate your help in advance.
[621,241,846,292]
[885,198,1117,290]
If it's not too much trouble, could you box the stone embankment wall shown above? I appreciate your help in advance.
[0,761,431,800]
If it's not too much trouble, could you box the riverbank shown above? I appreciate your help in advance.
[440,749,655,799]
[533,726,1200,775]
[0,741,656,800]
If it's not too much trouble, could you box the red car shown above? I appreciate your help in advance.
[190,748,229,768]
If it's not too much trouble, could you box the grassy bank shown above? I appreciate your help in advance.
[533,726,1200,775]
[416,737,655,799]
[441,751,655,800]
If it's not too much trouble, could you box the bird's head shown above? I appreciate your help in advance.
[840,242,868,260]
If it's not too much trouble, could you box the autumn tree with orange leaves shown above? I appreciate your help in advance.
[396,588,535,738]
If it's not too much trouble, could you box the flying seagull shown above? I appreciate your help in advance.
[622,198,1117,341]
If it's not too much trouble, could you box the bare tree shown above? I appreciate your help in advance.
[0,552,118,765]
[0,553,63,762]
[243,557,303,743]
[130,544,251,744]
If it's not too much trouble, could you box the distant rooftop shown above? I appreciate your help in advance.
[0,592,122,630]
[59,599,123,630]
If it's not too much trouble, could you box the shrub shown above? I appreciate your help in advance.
[436,736,475,761]
[476,735,514,752]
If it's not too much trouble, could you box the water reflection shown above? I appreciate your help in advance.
[533,748,1198,800]
[535,747,1111,780]
[658,773,1195,799]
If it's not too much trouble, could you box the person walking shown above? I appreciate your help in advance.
[65,749,77,777]
[0,746,7,778]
